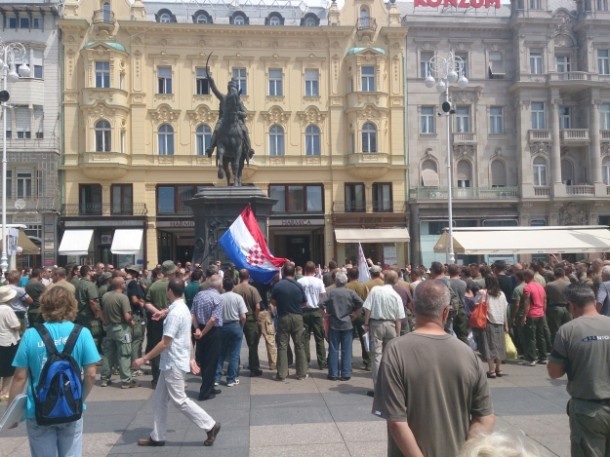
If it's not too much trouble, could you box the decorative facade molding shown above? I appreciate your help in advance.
[454,145,475,159]
[187,105,218,125]
[529,142,550,155]
[296,106,328,125]
[149,104,181,123]
[260,106,291,125]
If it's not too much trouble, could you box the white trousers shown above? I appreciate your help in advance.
[152,366,216,442]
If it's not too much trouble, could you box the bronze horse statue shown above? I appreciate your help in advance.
[206,54,251,187]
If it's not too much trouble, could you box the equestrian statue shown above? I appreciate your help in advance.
[205,57,255,187]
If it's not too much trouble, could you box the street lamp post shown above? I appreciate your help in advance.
[424,50,468,264]
[0,41,30,272]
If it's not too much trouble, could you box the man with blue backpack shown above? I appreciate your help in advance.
[8,283,100,457]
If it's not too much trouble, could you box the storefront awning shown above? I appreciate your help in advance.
[433,226,610,255]
[110,229,143,255]
[334,228,410,243]
[58,230,94,256]
[0,229,40,255]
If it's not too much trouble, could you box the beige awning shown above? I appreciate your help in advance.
[434,226,610,255]
[111,229,143,255]
[0,230,40,255]
[421,169,439,187]
[335,228,410,243]
[58,230,94,256]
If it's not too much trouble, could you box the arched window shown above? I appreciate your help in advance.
[603,157,610,184]
[158,124,174,155]
[361,122,377,153]
[491,159,507,187]
[95,119,111,152]
[421,158,439,187]
[195,124,212,156]
[456,160,472,187]
[301,13,319,27]
[196,14,208,23]
[305,125,320,156]
[102,2,111,22]
[267,13,283,26]
[156,9,175,23]
[269,124,284,156]
[561,158,574,185]
[533,156,547,186]
[231,12,248,25]
[193,10,212,24]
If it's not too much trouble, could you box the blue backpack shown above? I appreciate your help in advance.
[32,324,84,426]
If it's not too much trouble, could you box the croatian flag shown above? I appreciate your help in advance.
[358,242,371,283]
[219,205,287,284]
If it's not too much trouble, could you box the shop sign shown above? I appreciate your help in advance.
[269,218,324,227]
[415,0,500,8]
[156,220,195,228]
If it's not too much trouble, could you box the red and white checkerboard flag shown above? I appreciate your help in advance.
[219,204,287,284]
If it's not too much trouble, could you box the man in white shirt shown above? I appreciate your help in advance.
[298,261,327,370]
[133,278,221,448]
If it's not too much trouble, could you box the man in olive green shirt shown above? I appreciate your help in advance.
[76,265,102,352]
[100,277,136,388]
[143,260,176,387]
[545,267,572,343]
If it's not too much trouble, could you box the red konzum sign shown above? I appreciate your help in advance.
[415,0,501,8]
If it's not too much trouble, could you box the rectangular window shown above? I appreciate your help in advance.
[15,107,31,139]
[598,50,610,75]
[600,103,610,130]
[556,55,571,73]
[8,17,16,28]
[305,69,319,97]
[489,51,505,76]
[420,51,434,78]
[361,66,376,92]
[32,17,42,29]
[598,0,609,10]
[32,49,43,79]
[530,49,544,74]
[529,0,541,9]
[157,66,172,94]
[36,169,43,197]
[5,171,11,199]
[195,67,209,95]
[269,184,323,213]
[489,106,504,134]
[455,52,468,77]
[20,17,30,28]
[79,184,102,215]
[111,184,133,215]
[560,107,571,129]
[268,69,283,96]
[232,68,247,96]
[95,61,110,88]
[457,179,471,188]
[455,106,471,133]
[156,185,197,215]
[373,183,392,212]
[345,183,365,212]
[533,163,547,186]
[531,102,545,129]
[420,106,435,134]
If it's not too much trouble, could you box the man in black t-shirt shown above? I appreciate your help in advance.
[270,263,307,381]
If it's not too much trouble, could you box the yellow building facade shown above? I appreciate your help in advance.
[58,0,408,268]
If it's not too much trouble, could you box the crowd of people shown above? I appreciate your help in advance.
[0,255,608,457]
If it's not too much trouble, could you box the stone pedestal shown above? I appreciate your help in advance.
[186,186,276,267]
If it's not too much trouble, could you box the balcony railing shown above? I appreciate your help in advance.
[607,186,610,196]
[92,9,115,25]
[601,130,610,141]
[453,133,477,144]
[356,17,377,31]
[332,201,406,214]
[534,186,550,196]
[547,72,610,84]
[62,203,148,217]
[0,197,57,212]
[561,129,589,143]
[528,130,551,142]
[566,184,595,195]
[410,187,519,200]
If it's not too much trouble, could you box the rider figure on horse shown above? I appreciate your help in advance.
[205,73,255,161]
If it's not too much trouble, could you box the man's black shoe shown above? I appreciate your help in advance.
[366,390,375,397]
[327,375,338,381]
[198,393,216,401]
[138,436,165,447]
[340,377,351,381]
[204,422,221,446]
[213,388,222,394]
[250,369,263,377]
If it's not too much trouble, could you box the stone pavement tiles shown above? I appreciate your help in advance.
[0,340,570,457]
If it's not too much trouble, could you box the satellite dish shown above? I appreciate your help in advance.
[14,199,26,210]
